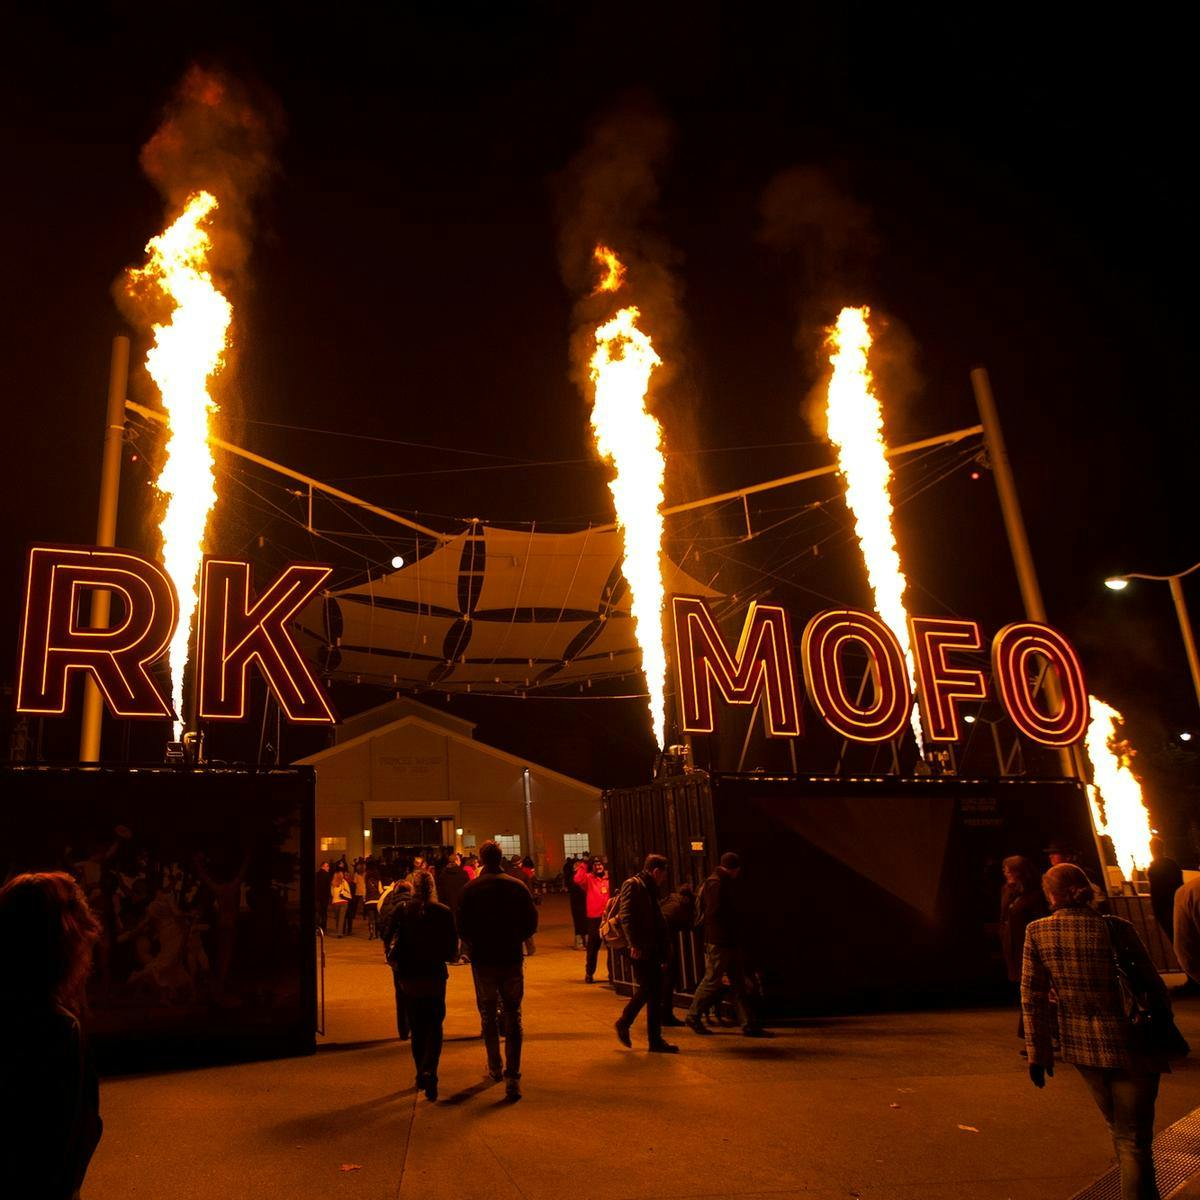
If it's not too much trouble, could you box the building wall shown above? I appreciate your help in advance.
[307,719,602,875]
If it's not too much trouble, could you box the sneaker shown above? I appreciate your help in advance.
[505,1078,521,1101]
[684,1016,711,1035]
[648,1040,679,1053]
[742,1026,773,1039]
[614,1020,632,1048]
[585,974,594,984]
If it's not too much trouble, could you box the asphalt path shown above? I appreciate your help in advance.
[85,895,1200,1199]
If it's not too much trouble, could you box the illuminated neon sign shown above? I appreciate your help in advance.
[16,546,336,725]
[672,595,1088,747]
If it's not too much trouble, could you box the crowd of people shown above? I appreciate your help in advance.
[13,830,1200,1200]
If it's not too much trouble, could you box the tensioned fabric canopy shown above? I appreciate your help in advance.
[296,525,721,693]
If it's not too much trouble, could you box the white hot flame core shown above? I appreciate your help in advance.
[825,306,924,752]
[130,191,231,739]
[589,305,666,747]
[1084,694,1154,878]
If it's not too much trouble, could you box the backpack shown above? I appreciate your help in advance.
[376,887,409,957]
[599,894,627,949]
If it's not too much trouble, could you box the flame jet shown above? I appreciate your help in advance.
[825,306,924,753]
[128,190,231,739]
[1084,695,1154,878]
[588,248,667,747]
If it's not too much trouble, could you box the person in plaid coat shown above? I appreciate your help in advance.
[1022,863,1171,1200]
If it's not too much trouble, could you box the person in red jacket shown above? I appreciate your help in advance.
[574,857,610,983]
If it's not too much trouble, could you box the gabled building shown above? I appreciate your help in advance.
[296,698,602,874]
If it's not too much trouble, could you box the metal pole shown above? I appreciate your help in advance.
[522,767,535,864]
[1168,575,1200,715]
[971,367,1079,781]
[79,336,130,763]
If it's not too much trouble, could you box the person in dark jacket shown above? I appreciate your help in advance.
[377,869,414,1041]
[0,872,103,1200]
[389,870,459,1100]
[437,853,470,961]
[315,860,332,933]
[999,855,1048,1041]
[614,854,677,1053]
[458,840,539,1100]
[1148,838,1184,941]
[686,852,766,1037]
[659,881,695,1027]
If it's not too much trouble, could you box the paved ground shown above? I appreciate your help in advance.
[86,896,1200,1199]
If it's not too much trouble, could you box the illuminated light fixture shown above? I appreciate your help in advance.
[363,829,371,837]
[1182,732,1194,743]
[964,714,977,724]
[391,555,405,569]
[455,827,464,835]
[1104,577,1130,591]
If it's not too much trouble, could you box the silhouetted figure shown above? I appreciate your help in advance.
[999,855,1048,1041]
[0,872,102,1200]
[1147,838,1184,941]
[389,870,458,1101]
[659,880,696,1027]
[315,861,332,933]
[458,840,538,1100]
[614,854,677,1053]
[1023,863,1175,1200]
[687,851,766,1037]
[377,869,414,1040]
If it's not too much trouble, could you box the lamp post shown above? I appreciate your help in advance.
[1104,560,1200,716]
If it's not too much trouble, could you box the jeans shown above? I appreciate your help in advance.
[620,956,664,1045]
[1075,1066,1161,1200]
[472,962,524,1079]
[400,978,446,1083]
[688,944,751,1027]
[330,903,347,937]
[585,917,602,978]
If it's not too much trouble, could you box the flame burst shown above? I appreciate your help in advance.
[1084,695,1154,878]
[592,245,627,295]
[589,295,666,747]
[129,191,231,738]
[825,306,923,753]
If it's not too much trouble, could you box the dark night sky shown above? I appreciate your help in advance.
[2,8,1196,812]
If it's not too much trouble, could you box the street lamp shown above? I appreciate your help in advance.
[1105,560,1200,715]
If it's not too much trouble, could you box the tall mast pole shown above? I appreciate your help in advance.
[79,336,130,763]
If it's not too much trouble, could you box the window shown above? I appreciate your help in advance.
[320,836,347,853]
[494,834,522,860]
[563,832,590,858]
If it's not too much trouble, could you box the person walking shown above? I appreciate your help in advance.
[1023,863,1177,1200]
[377,869,414,1041]
[315,860,332,933]
[685,852,766,1037]
[388,869,458,1101]
[614,854,677,1053]
[437,852,470,962]
[1147,838,1184,942]
[0,872,103,1200]
[573,856,610,983]
[999,855,1048,1042]
[457,840,539,1100]
[329,867,351,937]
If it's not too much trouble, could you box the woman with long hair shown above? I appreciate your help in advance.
[0,871,103,1199]
[1022,862,1175,1199]
[389,868,458,1100]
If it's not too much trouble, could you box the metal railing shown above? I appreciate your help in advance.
[315,927,326,1035]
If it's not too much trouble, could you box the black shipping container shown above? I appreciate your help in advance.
[604,772,1120,1016]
